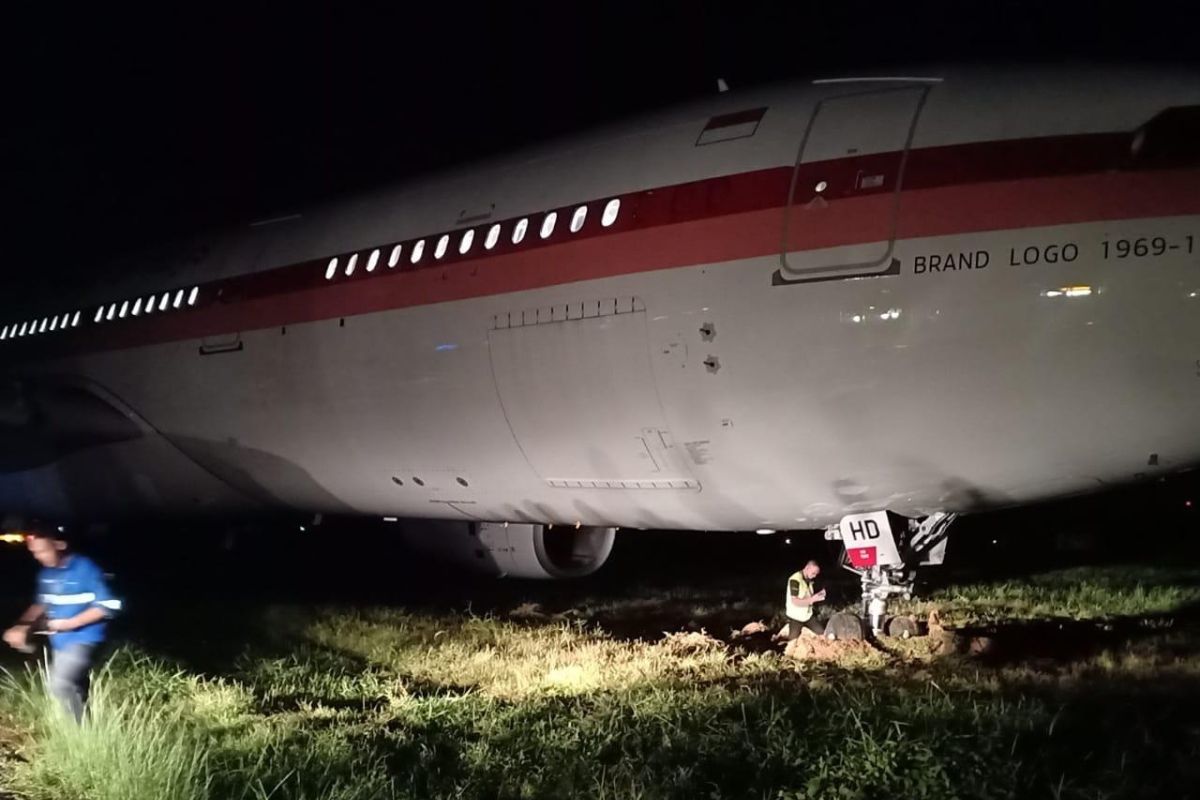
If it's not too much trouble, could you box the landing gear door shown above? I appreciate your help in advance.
[779,84,930,281]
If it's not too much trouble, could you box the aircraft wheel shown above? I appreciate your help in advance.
[824,612,865,641]
[885,615,921,639]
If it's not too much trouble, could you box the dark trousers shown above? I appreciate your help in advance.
[48,644,95,723]
[786,617,825,640]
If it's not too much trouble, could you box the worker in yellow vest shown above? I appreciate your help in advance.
[783,559,827,639]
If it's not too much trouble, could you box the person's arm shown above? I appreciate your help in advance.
[45,606,108,632]
[46,559,121,633]
[14,603,45,625]
[3,604,46,650]
[788,581,826,606]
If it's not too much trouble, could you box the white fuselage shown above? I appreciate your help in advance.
[2,65,1198,530]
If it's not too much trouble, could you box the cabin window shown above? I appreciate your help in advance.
[131,298,142,316]
[388,244,402,267]
[187,287,199,306]
[1131,105,1200,167]
[570,205,587,233]
[540,211,558,239]
[459,229,475,254]
[367,249,380,271]
[325,258,338,280]
[345,253,358,276]
[435,234,449,259]
[602,198,620,227]
[411,239,426,263]
[485,224,501,249]
[512,218,528,244]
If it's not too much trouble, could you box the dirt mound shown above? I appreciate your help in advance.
[783,632,873,661]
[508,602,548,620]
[731,621,770,639]
[659,629,725,655]
[926,607,961,657]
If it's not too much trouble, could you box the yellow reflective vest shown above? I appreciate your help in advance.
[786,571,813,622]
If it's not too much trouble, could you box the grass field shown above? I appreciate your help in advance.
[2,564,1200,800]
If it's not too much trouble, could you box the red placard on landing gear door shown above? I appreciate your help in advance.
[847,547,878,569]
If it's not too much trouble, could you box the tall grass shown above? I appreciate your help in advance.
[1,565,1198,799]
[1,655,211,800]
[903,565,1200,625]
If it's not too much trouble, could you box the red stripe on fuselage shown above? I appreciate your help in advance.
[4,132,1198,361]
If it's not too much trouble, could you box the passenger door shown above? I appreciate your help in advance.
[778,83,931,282]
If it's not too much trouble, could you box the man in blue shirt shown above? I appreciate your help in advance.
[2,526,121,722]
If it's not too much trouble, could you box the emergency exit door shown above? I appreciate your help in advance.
[778,84,930,281]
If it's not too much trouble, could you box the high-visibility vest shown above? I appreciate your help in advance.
[786,571,813,622]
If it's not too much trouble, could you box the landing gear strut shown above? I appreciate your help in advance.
[824,510,957,635]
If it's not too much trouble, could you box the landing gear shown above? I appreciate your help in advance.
[824,510,958,635]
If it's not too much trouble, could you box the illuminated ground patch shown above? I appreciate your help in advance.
[1,565,1199,800]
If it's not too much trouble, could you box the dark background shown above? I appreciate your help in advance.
[2,3,1199,617]
[3,2,1200,297]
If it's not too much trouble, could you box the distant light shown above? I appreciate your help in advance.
[1064,285,1093,298]
[851,314,863,323]
[1187,500,1193,508]
[755,528,776,535]
[1189,292,1197,298]
[435,343,459,352]
[57,526,65,533]
[784,537,793,545]
[0,533,26,545]
[992,539,998,545]
[1043,290,1063,298]
[299,525,306,532]
[383,517,399,523]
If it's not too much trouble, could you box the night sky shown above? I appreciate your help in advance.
[3,2,1198,297]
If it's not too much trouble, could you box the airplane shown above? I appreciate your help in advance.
[1,64,1198,629]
